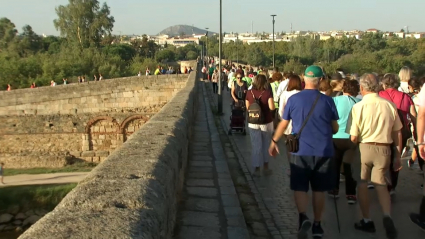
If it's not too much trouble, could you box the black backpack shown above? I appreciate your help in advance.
[248,90,265,124]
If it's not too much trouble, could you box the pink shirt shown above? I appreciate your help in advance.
[379,88,413,127]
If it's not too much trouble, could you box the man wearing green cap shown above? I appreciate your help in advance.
[269,65,339,239]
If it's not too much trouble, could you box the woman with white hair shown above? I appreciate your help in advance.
[398,66,412,93]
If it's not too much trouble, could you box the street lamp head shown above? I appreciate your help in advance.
[271,14,276,17]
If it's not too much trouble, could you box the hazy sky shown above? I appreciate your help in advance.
[1,0,424,35]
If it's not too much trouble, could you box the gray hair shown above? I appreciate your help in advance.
[381,73,400,89]
[304,77,320,85]
[359,73,379,92]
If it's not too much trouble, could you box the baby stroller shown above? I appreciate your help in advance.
[228,101,246,135]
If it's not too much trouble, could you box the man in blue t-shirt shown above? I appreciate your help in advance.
[268,65,339,239]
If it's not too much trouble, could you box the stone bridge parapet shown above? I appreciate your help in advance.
[19,63,199,238]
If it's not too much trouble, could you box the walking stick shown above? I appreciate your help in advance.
[333,195,341,233]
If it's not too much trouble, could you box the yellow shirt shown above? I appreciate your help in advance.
[347,93,402,144]
[154,69,161,75]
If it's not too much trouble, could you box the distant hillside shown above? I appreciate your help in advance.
[158,25,215,37]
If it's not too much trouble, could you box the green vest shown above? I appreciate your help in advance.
[242,77,252,87]
[271,81,279,108]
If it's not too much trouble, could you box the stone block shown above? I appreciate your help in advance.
[81,151,95,157]
[190,161,212,167]
[0,214,13,223]
[221,195,240,207]
[177,226,221,239]
[227,227,250,239]
[186,179,214,187]
[69,151,82,157]
[186,187,218,198]
[180,211,219,228]
[95,151,109,157]
[187,172,213,179]
[184,198,219,212]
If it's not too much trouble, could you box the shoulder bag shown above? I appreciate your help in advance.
[286,93,321,153]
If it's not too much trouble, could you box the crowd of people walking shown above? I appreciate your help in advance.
[203,58,425,238]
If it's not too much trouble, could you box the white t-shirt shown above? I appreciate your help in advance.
[275,79,289,103]
[279,90,300,135]
[398,81,409,93]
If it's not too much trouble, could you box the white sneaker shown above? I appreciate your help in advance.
[340,173,345,183]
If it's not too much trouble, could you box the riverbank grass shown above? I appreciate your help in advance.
[0,184,77,212]
[3,162,96,176]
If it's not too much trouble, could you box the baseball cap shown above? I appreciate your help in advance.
[304,65,324,78]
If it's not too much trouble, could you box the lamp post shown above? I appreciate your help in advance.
[205,27,209,63]
[218,0,223,114]
[271,14,276,68]
[236,33,239,64]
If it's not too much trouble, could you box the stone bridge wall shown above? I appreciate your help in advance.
[19,63,199,239]
[0,72,192,168]
[0,74,187,116]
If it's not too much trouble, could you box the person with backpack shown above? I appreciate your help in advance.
[245,74,275,177]
[378,73,417,195]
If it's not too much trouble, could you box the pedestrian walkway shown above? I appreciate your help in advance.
[173,76,249,238]
[0,172,88,187]
[207,83,424,239]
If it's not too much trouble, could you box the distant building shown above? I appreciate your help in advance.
[406,33,425,39]
[168,38,200,47]
[366,28,380,33]
[394,32,405,38]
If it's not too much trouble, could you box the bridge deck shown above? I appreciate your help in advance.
[174,77,249,238]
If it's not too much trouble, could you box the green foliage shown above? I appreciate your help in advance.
[54,0,115,48]
[201,34,425,76]
[4,162,96,176]
[156,49,175,62]
[186,50,198,60]
[0,0,171,89]
[0,184,77,212]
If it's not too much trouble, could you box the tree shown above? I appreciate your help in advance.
[0,18,18,49]
[156,49,175,62]
[19,25,43,54]
[186,51,198,60]
[54,0,115,49]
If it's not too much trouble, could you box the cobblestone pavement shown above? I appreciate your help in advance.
[210,86,424,239]
[174,78,249,239]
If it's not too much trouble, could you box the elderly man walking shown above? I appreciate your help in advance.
[347,74,402,239]
[269,66,339,239]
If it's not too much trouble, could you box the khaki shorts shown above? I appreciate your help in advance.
[359,143,391,186]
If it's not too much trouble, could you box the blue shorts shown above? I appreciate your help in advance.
[290,155,336,192]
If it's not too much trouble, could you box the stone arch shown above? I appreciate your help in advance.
[85,116,120,134]
[86,116,120,151]
[120,115,149,142]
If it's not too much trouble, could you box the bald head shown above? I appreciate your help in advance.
[359,73,379,93]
